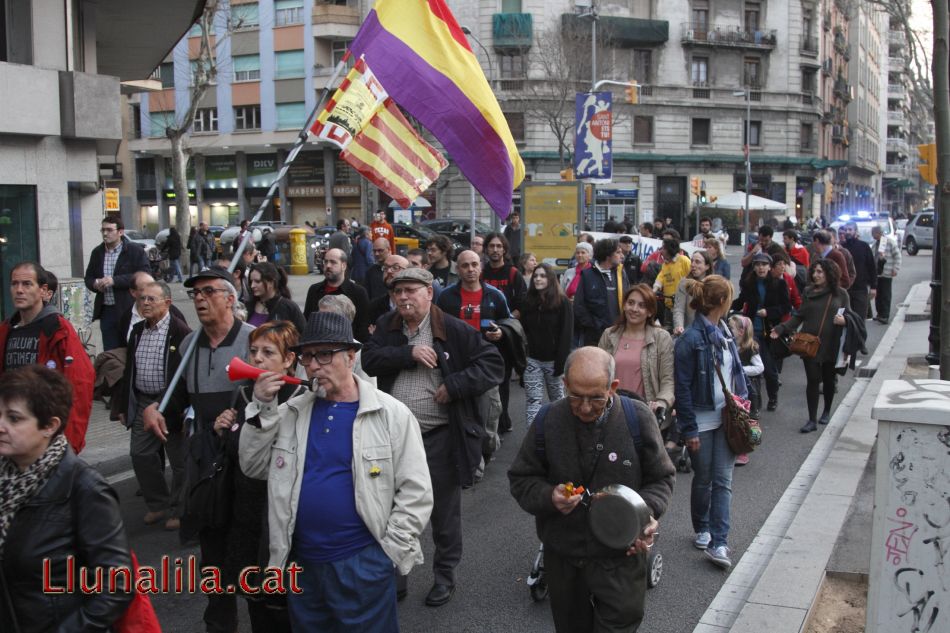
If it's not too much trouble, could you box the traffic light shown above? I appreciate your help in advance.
[700,189,707,204]
[918,143,937,185]
[691,177,700,197]
[624,81,639,104]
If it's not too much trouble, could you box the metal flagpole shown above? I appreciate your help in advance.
[156,56,352,415]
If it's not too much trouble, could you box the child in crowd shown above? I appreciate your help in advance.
[729,314,763,467]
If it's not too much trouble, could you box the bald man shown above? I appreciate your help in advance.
[368,254,410,326]
[362,237,392,302]
[304,247,371,341]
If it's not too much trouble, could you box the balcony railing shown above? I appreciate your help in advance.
[312,1,359,26]
[681,23,777,50]
[887,137,909,155]
[888,84,907,98]
[888,110,907,127]
[801,35,819,55]
[493,13,533,50]
[832,125,851,145]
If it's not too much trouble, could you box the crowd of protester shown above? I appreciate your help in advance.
[0,210,899,633]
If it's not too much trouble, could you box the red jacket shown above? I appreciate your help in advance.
[370,220,395,252]
[0,307,94,453]
[783,272,802,313]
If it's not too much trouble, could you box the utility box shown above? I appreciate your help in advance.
[868,379,950,633]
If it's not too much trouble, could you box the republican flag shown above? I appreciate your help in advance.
[349,0,525,220]
[311,57,448,210]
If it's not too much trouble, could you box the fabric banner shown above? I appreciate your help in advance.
[310,57,447,210]
[349,0,525,219]
[574,92,613,183]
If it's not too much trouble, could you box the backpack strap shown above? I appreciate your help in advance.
[533,403,552,462]
[619,395,643,456]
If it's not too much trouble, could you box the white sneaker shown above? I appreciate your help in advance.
[705,545,732,569]
[693,531,712,550]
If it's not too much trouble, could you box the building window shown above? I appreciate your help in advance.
[501,0,522,12]
[800,122,813,150]
[331,40,353,68]
[193,107,218,133]
[744,1,760,33]
[802,68,817,93]
[498,53,526,89]
[691,1,709,32]
[149,111,174,138]
[276,102,306,130]
[233,54,261,81]
[743,57,761,88]
[275,50,305,79]
[691,57,708,86]
[234,105,261,131]
[231,3,259,29]
[744,120,762,147]
[503,112,525,142]
[130,104,142,139]
[692,118,711,145]
[152,62,175,88]
[275,0,304,26]
[633,116,653,144]
[633,50,653,84]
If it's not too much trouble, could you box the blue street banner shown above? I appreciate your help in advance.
[574,92,613,182]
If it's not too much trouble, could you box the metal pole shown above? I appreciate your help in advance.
[591,3,597,91]
[156,56,351,414]
[932,0,950,378]
[744,91,751,245]
[461,26,496,231]
[470,184,477,247]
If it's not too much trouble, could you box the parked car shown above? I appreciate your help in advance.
[393,223,463,256]
[903,209,935,255]
[420,218,493,248]
[124,229,155,250]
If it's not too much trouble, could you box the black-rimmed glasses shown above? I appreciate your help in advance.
[299,347,349,365]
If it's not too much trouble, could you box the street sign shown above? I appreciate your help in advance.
[574,92,613,183]
[104,188,120,212]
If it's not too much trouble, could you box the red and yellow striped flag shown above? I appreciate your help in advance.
[310,57,447,209]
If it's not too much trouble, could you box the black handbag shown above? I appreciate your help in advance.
[180,426,234,543]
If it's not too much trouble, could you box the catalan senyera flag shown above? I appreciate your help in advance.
[350,0,525,219]
[310,57,448,210]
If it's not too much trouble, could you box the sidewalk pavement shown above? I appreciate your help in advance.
[694,281,933,633]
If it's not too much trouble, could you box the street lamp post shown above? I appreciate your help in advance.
[734,89,752,246]
[461,25,496,240]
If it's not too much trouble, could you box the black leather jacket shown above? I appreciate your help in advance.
[0,450,132,633]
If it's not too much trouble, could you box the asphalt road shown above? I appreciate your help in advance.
[117,249,934,632]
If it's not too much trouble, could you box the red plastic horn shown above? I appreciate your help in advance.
[227,357,303,385]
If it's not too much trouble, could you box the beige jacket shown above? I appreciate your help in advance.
[598,325,675,409]
[239,375,433,574]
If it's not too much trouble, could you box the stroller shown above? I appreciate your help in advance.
[147,245,170,281]
[526,394,666,602]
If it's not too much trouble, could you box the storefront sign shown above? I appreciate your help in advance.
[287,184,361,197]
[104,188,120,212]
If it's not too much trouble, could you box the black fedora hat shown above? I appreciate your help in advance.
[293,311,362,351]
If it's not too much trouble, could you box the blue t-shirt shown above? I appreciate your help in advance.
[293,399,375,563]
[753,279,767,335]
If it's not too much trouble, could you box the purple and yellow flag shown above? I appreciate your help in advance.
[350,0,525,219]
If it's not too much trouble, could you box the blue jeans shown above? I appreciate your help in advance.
[689,424,735,548]
[523,357,564,426]
[287,543,398,633]
[168,258,183,282]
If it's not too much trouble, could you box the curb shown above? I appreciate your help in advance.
[693,283,919,633]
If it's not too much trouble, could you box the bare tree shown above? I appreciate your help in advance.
[864,0,933,112]
[521,19,628,169]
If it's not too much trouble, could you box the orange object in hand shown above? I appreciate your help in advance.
[562,483,585,497]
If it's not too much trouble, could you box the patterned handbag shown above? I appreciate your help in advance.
[713,354,763,454]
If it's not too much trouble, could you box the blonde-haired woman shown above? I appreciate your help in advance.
[673,275,748,571]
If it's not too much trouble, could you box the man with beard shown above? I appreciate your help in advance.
[839,221,877,320]
[304,248,371,342]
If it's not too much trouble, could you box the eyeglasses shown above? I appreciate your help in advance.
[186,287,229,299]
[299,347,348,365]
[567,394,610,407]
[382,264,406,273]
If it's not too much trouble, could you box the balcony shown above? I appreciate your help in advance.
[885,162,910,178]
[888,110,907,128]
[832,125,851,146]
[681,23,777,50]
[312,0,360,39]
[692,81,710,99]
[887,137,909,156]
[561,14,669,47]
[889,30,904,50]
[492,13,532,51]
[800,34,819,56]
[834,78,853,102]
[888,83,907,99]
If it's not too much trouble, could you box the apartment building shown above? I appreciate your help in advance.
[0,0,201,319]
[128,0,372,233]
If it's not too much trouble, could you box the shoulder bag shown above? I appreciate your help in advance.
[713,350,762,454]
[788,294,833,359]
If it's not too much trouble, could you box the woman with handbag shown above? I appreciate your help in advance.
[770,259,849,433]
[731,252,791,412]
[0,366,135,633]
[674,275,748,571]
[214,321,305,633]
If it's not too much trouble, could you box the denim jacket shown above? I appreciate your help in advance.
[673,315,748,439]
